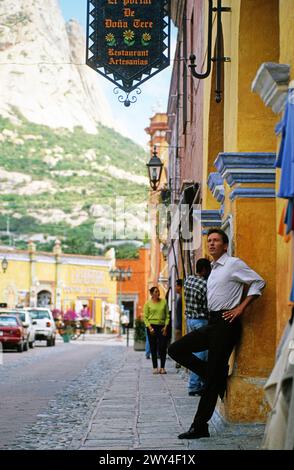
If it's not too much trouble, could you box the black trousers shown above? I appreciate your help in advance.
[168,313,242,427]
[147,324,168,369]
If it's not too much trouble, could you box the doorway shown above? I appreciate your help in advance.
[37,290,52,307]
[121,301,134,328]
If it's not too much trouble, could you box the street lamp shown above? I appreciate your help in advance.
[146,146,163,191]
[1,257,8,273]
[109,267,133,336]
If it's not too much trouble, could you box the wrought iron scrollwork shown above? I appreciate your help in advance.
[189,0,231,103]
[113,87,142,107]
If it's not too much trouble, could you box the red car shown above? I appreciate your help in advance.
[0,315,26,352]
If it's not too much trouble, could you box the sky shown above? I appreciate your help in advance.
[59,0,177,148]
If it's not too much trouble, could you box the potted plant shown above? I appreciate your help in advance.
[134,318,146,351]
[59,308,77,342]
[59,323,72,343]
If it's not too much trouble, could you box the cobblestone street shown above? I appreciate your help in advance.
[0,334,265,451]
[0,335,127,450]
[80,340,265,451]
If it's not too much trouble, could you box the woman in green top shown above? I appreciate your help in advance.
[144,286,170,374]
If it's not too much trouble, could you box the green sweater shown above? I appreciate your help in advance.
[143,299,170,328]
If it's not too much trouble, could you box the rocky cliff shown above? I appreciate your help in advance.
[0,0,149,254]
[0,0,115,132]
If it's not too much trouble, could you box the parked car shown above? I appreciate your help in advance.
[0,309,35,349]
[0,314,27,352]
[25,308,56,346]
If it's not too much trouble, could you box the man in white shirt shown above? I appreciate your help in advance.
[168,228,265,439]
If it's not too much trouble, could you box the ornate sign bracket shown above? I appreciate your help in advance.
[86,0,171,106]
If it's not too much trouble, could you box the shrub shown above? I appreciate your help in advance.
[134,318,146,342]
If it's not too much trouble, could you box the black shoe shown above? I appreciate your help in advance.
[178,425,210,440]
[188,389,205,397]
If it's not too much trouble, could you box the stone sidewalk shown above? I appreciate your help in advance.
[80,347,265,450]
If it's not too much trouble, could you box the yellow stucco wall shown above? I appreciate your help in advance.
[0,251,116,317]
[2,261,30,290]
[280,0,294,65]
[35,262,56,284]
[203,0,279,202]
[237,0,279,152]
[202,0,281,424]
[234,198,276,375]
[228,197,276,422]
[211,0,280,155]
[0,260,30,306]
[61,264,115,310]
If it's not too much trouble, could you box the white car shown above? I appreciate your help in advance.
[0,309,35,350]
[25,308,56,347]
[14,310,36,349]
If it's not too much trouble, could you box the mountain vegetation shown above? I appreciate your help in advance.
[0,1,151,257]
[0,113,149,255]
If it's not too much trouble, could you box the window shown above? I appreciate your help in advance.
[28,310,50,320]
[0,317,18,326]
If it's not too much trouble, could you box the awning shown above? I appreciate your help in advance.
[276,88,294,303]
[276,89,294,198]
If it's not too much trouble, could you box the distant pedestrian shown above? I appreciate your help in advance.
[144,286,170,374]
[80,304,90,319]
[120,313,129,334]
[80,304,90,334]
[184,259,211,396]
[169,229,265,439]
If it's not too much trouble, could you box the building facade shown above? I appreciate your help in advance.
[145,113,170,298]
[0,241,117,330]
[116,246,151,327]
[167,0,294,424]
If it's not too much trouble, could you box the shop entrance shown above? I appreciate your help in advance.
[121,301,134,328]
[37,290,52,307]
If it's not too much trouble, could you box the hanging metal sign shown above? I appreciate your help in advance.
[86,0,171,106]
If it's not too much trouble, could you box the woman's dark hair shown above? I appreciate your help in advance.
[149,286,159,295]
[207,228,229,245]
[176,279,183,287]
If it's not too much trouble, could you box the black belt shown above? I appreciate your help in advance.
[208,310,226,321]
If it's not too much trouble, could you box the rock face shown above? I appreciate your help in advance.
[0,0,115,133]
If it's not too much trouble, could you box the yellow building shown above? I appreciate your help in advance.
[168,0,294,425]
[0,240,117,330]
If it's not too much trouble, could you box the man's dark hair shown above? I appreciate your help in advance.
[196,258,211,274]
[207,228,229,245]
[176,279,183,287]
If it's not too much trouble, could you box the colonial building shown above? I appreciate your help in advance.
[167,0,294,425]
[116,246,151,327]
[0,240,117,330]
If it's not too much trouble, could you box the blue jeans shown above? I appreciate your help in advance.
[145,329,151,357]
[186,318,208,392]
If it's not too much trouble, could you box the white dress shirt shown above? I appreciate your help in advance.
[207,253,265,311]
